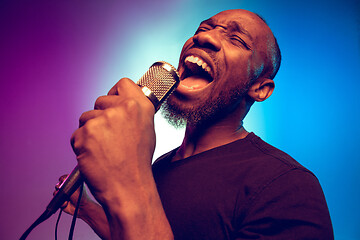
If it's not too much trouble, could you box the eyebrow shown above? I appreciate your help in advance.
[199,19,253,41]
[227,21,253,41]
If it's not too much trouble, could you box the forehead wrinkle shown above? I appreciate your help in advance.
[200,17,253,42]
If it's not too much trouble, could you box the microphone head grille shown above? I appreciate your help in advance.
[137,61,180,111]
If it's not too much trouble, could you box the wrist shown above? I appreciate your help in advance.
[99,181,173,240]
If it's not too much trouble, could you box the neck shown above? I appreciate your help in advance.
[173,100,251,161]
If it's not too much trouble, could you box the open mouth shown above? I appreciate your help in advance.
[180,55,214,90]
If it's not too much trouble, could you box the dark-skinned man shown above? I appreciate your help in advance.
[56,9,333,240]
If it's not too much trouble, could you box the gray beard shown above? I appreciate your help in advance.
[160,82,250,129]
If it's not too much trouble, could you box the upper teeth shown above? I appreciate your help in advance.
[185,55,212,74]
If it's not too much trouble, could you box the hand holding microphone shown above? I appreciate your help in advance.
[69,62,178,240]
[72,77,159,202]
[20,62,179,240]
[49,61,179,215]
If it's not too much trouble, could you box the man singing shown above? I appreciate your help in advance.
[56,9,333,239]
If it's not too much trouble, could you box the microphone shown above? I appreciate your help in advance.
[20,62,180,240]
[47,61,180,217]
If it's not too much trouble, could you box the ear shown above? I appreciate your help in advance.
[247,78,275,102]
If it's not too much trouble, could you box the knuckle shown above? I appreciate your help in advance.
[122,99,144,121]
[110,78,133,95]
[71,128,88,155]
[102,107,123,124]
[79,112,88,127]
[83,117,96,129]
[116,79,129,94]
[94,96,106,109]
[122,99,140,113]
[103,99,141,119]
[82,118,99,138]
[70,131,77,147]
[118,77,132,86]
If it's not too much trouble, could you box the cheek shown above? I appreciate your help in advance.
[215,68,251,100]
[225,48,253,76]
[180,38,193,56]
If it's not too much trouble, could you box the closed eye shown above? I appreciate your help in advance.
[195,27,210,34]
[230,35,251,50]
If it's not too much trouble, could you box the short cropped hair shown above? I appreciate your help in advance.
[255,13,282,80]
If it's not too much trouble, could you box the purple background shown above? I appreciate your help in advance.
[1,0,359,239]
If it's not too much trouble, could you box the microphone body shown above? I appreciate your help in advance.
[47,61,179,216]
[46,165,83,215]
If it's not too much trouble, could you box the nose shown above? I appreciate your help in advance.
[193,30,221,51]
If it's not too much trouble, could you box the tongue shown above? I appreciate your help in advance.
[181,75,210,90]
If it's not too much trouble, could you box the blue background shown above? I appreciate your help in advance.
[1,0,359,239]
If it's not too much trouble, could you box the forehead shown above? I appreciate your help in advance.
[201,10,270,40]
[210,9,262,25]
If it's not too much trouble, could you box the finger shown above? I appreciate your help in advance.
[107,78,155,114]
[107,78,136,96]
[94,95,121,110]
[70,129,84,157]
[79,110,102,127]
[55,174,69,191]
[61,201,69,209]
[59,174,68,182]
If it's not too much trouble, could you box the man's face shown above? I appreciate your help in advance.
[162,9,273,127]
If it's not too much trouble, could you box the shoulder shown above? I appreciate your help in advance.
[222,133,315,188]
[245,132,307,170]
[233,133,334,239]
[234,168,334,239]
[232,133,324,212]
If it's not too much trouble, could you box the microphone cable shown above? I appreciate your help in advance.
[20,183,83,240]
[68,183,83,240]
[54,183,83,240]
[55,209,62,240]
[19,208,52,240]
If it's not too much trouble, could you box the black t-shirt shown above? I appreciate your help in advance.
[152,133,333,239]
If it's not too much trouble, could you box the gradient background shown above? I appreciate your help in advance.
[1,0,359,239]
